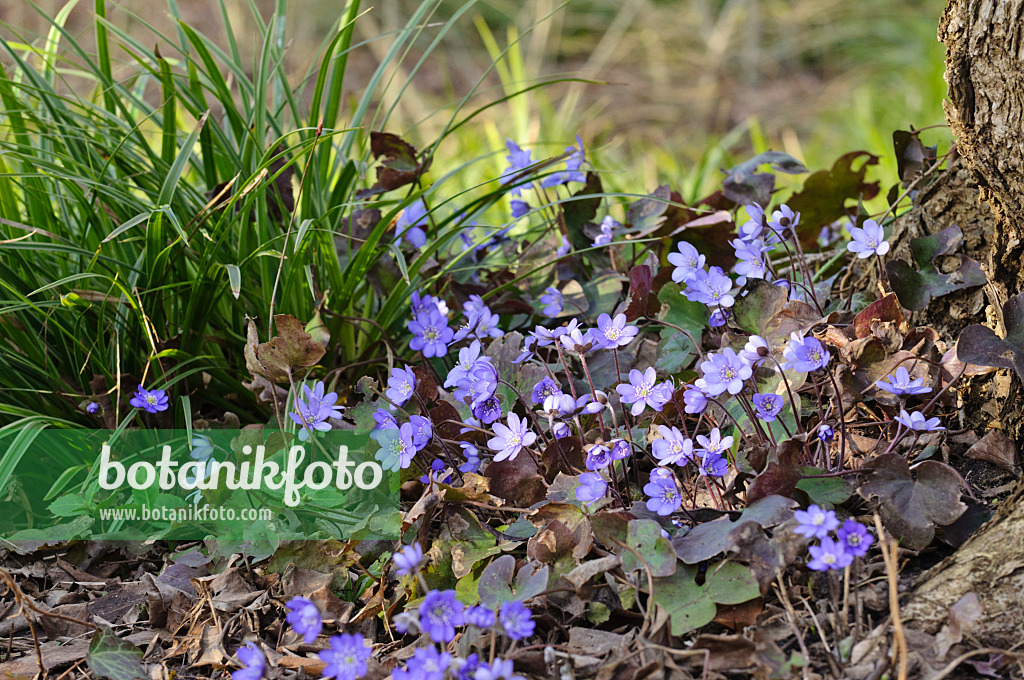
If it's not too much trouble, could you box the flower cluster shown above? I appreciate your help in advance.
[795,505,874,571]
[289,381,345,441]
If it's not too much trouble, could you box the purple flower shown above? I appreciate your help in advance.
[473,396,503,425]
[695,427,733,456]
[372,423,417,471]
[592,215,616,247]
[683,384,708,414]
[373,408,398,430]
[466,605,496,628]
[475,658,524,680]
[510,199,530,218]
[319,633,371,680]
[446,341,492,388]
[709,308,730,328]
[668,241,706,284]
[419,590,465,643]
[386,365,417,408]
[420,459,451,485]
[409,308,454,358]
[752,392,784,422]
[608,439,631,460]
[697,452,729,477]
[540,136,585,187]
[558,325,602,354]
[652,425,694,465]
[460,442,482,473]
[285,596,322,643]
[644,471,681,516]
[410,291,449,317]
[454,296,504,342]
[794,504,840,539]
[685,266,735,308]
[818,424,835,442]
[232,643,265,680]
[456,654,483,680]
[407,415,432,449]
[875,366,931,396]
[767,204,800,236]
[531,376,562,405]
[738,203,766,241]
[289,381,343,441]
[739,335,770,366]
[837,519,874,557]
[585,445,612,471]
[895,408,944,432]
[504,139,533,194]
[86,401,99,414]
[576,472,608,504]
[700,348,753,396]
[782,333,831,372]
[488,413,537,462]
[847,219,890,258]
[733,239,769,280]
[595,313,638,348]
[807,537,854,571]
[394,646,451,680]
[130,385,169,414]
[394,543,424,577]
[539,287,563,317]
[452,363,499,405]
[498,601,535,640]
[396,199,428,248]
[616,367,673,416]
[556,236,572,257]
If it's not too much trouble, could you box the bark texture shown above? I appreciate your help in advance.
[901,0,1024,648]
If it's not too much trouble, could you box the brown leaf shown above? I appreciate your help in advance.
[485,454,547,507]
[746,440,803,503]
[692,633,758,669]
[624,265,653,321]
[853,293,905,338]
[965,430,1018,472]
[244,315,326,383]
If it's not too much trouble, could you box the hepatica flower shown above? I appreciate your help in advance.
[466,604,496,628]
[86,401,99,414]
[837,519,874,557]
[476,659,526,680]
[700,348,753,396]
[818,424,835,442]
[290,381,344,441]
[394,646,451,680]
[696,427,733,456]
[285,596,322,643]
[895,408,945,432]
[411,291,448,317]
[585,445,611,471]
[683,384,708,414]
[616,367,673,416]
[752,392,784,422]
[539,286,564,317]
[372,423,416,471]
[668,241,706,284]
[686,266,735,308]
[698,452,729,478]
[395,199,428,249]
[419,589,465,643]
[409,308,454,358]
[847,218,890,258]
[319,633,371,680]
[875,366,931,396]
[652,425,694,465]
[782,333,831,372]
[532,376,563,405]
[498,600,535,640]
[472,396,503,425]
[807,537,854,571]
[794,504,840,539]
[489,413,537,462]
[503,139,533,194]
[595,313,638,348]
[576,472,608,505]
[130,385,168,414]
[386,365,417,408]
[592,215,617,246]
[644,470,681,516]
[541,136,586,188]
[393,543,424,577]
[232,642,265,680]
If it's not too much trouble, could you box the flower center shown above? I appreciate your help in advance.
[722,367,736,380]
[848,535,861,546]
[606,328,620,340]
[822,553,836,564]
[146,395,157,404]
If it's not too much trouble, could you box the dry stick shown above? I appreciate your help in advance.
[873,513,907,680]
[268,119,324,337]
[774,573,813,680]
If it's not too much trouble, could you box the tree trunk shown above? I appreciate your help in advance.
[900,0,1024,648]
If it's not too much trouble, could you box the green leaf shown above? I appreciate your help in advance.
[886,225,987,310]
[620,519,677,578]
[651,561,761,635]
[655,282,705,371]
[86,626,146,680]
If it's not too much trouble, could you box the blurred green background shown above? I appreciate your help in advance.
[4,0,950,193]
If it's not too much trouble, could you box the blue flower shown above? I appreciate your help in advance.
[86,401,99,414]
[595,313,638,348]
[541,136,586,187]
[408,415,433,449]
[556,236,572,257]
[616,367,673,416]
[738,203,766,241]
[475,658,525,680]
[472,396,503,425]
[767,204,800,238]
[289,381,344,441]
[394,543,424,577]
[782,333,831,372]
[875,366,931,396]
[807,537,854,571]
[700,348,752,396]
[592,215,617,247]
[683,384,708,414]
[644,470,681,516]
[739,335,770,366]
[130,385,169,414]
[894,408,944,432]
[393,646,451,680]
[608,439,631,460]
[539,287,564,317]
[510,199,530,218]
[698,452,729,477]
[498,600,535,640]
[847,219,890,258]
[418,590,465,643]
[411,291,448,317]
[465,605,496,628]
[456,653,483,680]
[585,445,611,471]
[445,341,492,387]
[386,365,417,408]
[837,519,874,557]
[409,308,454,358]
[232,642,265,680]
[752,392,784,422]
[460,442,482,473]
[652,425,694,465]
[685,266,735,308]
[503,139,534,195]
[818,424,835,442]
[695,427,733,456]
[372,423,417,471]
[576,472,608,505]
[396,199,428,249]
[488,413,537,462]
[531,376,562,405]
[319,633,371,680]
[708,308,730,328]
[285,596,322,643]
[667,241,706,284]
[373,408,398,430]
[794,504,839,539]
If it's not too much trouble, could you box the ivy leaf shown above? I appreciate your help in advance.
[885,224,988,311]
[857,453,966,550]
[956,292,1024,380]
[651,562,760,635]
[86,627,146,680]
[244,315,326,383]
[721,151,807,207]
[620,519,677,578]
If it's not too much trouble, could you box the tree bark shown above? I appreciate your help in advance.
[900,0,1024,648]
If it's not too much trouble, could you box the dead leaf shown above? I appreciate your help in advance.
[965,430,1018,472]
[244,315,326,383]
